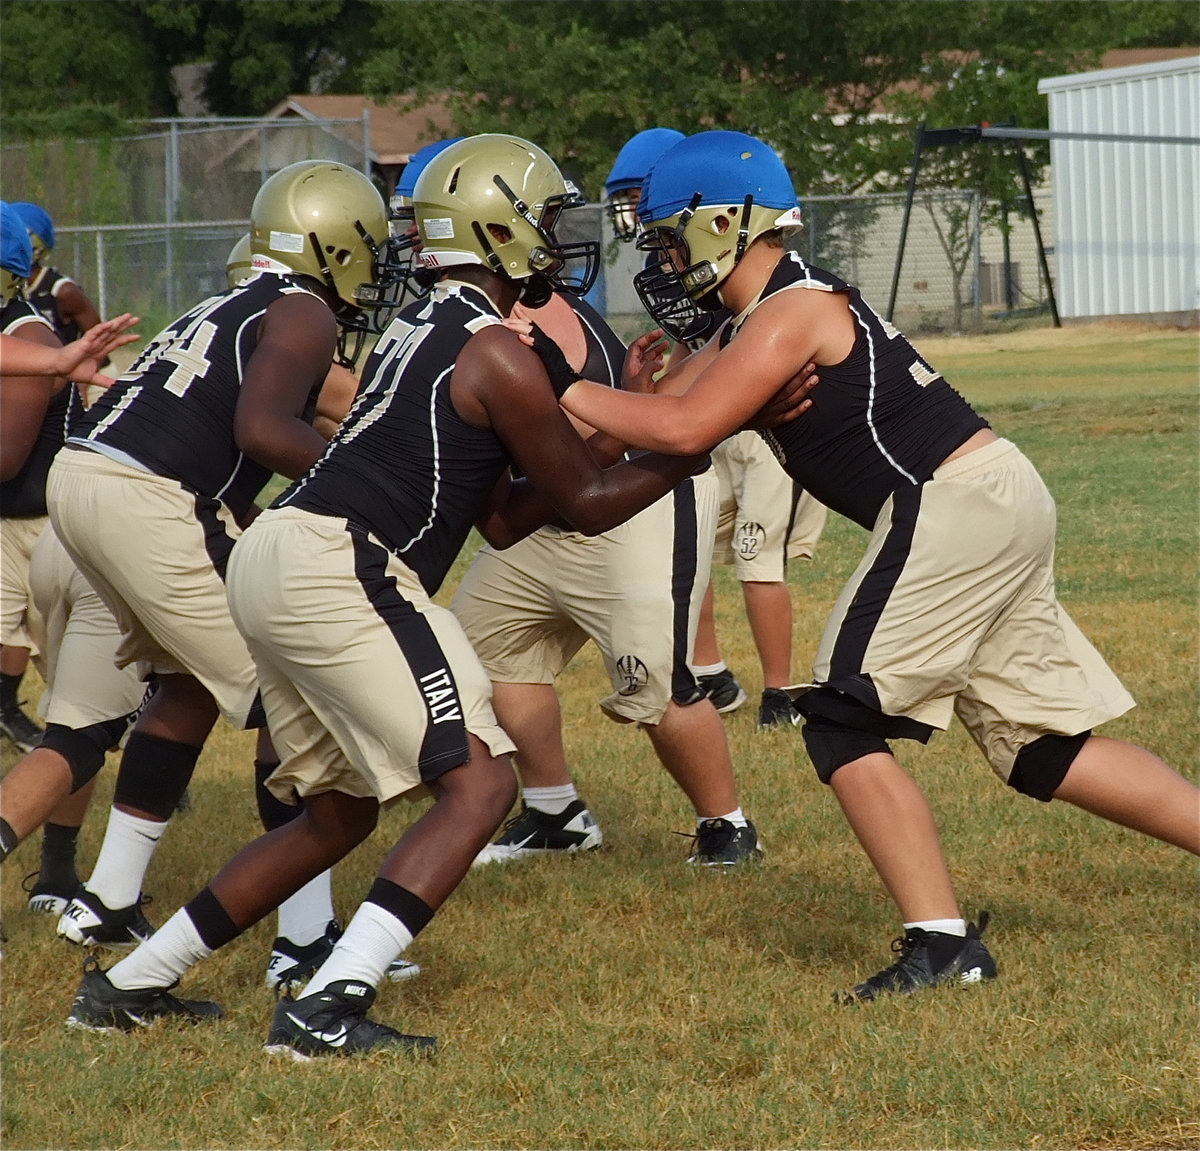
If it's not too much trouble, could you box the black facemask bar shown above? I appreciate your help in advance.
[633,193,713,344]
[486,175,601,298]
[361,230,426,331]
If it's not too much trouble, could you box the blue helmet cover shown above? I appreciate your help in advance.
[605,128,686,195]
[638,130,797,224]
[396,137,465,201]
[0,201,35,278]
[10,201,55,251]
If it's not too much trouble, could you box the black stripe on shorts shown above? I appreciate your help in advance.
[349,527,470,781]
[670,477,706,706]
[827,481,923,710]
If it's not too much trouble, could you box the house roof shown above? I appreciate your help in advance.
[269,94,455,166]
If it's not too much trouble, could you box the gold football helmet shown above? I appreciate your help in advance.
[411,134,598,303]
[249,160,388,312]
[225,233,253,288]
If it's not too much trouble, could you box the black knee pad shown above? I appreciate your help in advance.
[1007,730,1091,802]
[254,758,302,831]
[113,731,203,819]
[801,715,893,784]
[40,719,130,792]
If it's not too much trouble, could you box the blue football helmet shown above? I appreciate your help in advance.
[10,201,54,265]
[604,128,684,242]
[1,200,34,303]
[633,130,802,343]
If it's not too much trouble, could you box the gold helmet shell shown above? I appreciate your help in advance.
[249,160,388,310]
[225,233,253,288]
[411,134,598,296]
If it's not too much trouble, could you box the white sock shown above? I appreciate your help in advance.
[523,783,578,816]
[275,869,334,946]
[702,807,747,829]
[85,808,167,909]
[107,908,211,991]
[691,662,727,678]
[300,901,414,997]
[904,918,966,937]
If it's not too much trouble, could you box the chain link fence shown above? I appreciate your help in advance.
[4,120,1056,341]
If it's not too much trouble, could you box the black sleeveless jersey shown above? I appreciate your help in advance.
[26,266,82,344]
[278,281,516,595]
[568,294,626,389]
[727,254,988,529]
[70,274,324,521]
[0,300,72,519]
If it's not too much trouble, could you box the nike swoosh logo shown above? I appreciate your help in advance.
[286,1011,348,1046]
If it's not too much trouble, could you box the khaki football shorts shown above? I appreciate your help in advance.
[451,468,719,725]
[45,448,261,729]
[711,430,826,579]
[0,514,47,653]
[29,525,148,730]
[226,506,515,806]
[812,438,1134,781]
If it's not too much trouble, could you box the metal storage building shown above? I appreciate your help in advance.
[1038,54,1199,325]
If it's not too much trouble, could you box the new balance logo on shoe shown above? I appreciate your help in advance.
[961,966,984,984]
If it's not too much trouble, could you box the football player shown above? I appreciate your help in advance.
[455,128,768,867]
[609,130,829,728]
[0,200,60,756]
[43,161,388,970]
[62,134,800,1057]
[553,129,1200,1001]
[9,202,106,348]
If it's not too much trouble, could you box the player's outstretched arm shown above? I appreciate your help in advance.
[1,314,138,385]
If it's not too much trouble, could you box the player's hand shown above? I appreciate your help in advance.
[621,327,669,394]
[55,313,140,386]
[526,323,583,400]
[741,362,819,431]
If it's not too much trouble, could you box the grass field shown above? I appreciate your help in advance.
[2,322,1197,1151]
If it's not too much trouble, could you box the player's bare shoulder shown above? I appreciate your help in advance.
[451,322,553,428]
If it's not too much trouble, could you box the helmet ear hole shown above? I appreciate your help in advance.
[486,223,513,245]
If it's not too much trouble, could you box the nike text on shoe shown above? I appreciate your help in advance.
[66,957,224,1032]
[697,669,747,714]
[23,871,78,917]
[838,911,998,1004]
[757,688,799,729]
[266,920,420,992]
[472,800,603,866]
[56,888,156,949]
[0,705,43,753]
[264,979,436,1061]
[687,818,764,866]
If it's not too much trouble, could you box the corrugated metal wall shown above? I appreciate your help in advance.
[1038,57,1199,320]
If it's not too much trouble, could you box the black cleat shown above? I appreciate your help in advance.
[757,688,799,728]
[57,887,156,949]
[687,818,764,866]
[839,912,998,1004]
[266,919,420,992]
[23,870,78,917]
[473,800,602,865]
[66,957,223,1032]
[697,668,747,714]
[264,979,436,1061]
[0,705,43,753]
